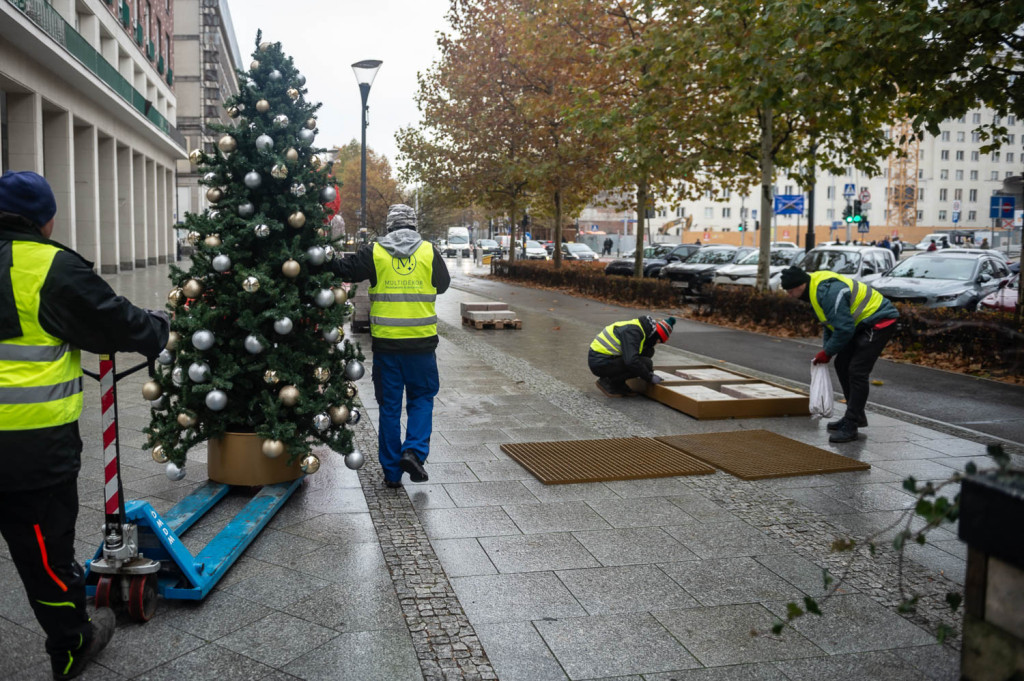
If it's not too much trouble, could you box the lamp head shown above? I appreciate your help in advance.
[351,59,383,88]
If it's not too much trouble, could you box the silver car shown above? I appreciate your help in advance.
[871,252,1013,309]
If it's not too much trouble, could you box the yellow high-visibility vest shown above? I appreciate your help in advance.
[809,271,884,331]
[0,241,83,431]
[590,318,645,356]
[368,241,438,339]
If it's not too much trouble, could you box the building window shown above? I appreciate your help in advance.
[919,188,925,200]
[826,186,834,199]
[971,151,980,161]
[939,189,947,201]
[955,150,964,161]
[955,170,963,180]
[1007,171,1014,179]
[918,169,924,179]
[826,209,834,220]
[1009,134,1016,144]
[704,190,713,200]
[970,171,978,180]
[972,113,981,124]
[1009,115,1016,125]
[940,169,949,179]
[704,207,713,218]
[940,150,950,160]
[675,206,684,218]
[722,188,731,199]
[722,207,731,218]
[1008,153,1015,163]
[993,115,1001,125]
[968,210,976,220]
[954,189,963,200]
[972,132,981,142]
[938,210,947,221]
[991,171,1000,180]
[917,210,924,221]
[941,131,950,141]
[993,151,1001,161]
[957,131,965,142]
[969,189,977,202]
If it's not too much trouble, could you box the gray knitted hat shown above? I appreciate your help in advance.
[385,204,418,232]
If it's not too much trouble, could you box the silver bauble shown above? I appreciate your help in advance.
[268,69,282,81]
[142,380,162,401]
[298,128,314,144]
[347,408,361,425]
[300,455,320,475]
[324,245,335,262]
[238,201,255,218]
[290,183,306,197]
[329,405,350,425]
[344,359,366,381]
[322,326,340,343]
[255,134,274,152]
[244,171,262,188]
[314,289,335,308]
[205,389,228,411]
[246,80,258,91]
[273,317,293,335]
[188,362,211,383]
[254,223,271,238]
[192,329,215,351]
[157,349,174,366]
[333,287,348,305]
[244,335,265,354]
[150,396,168,410]
[344,449,365,470]
[202,172,216,183]
[165,462,186,481]
[242,276,260,293]
[306,246,326,266]
[273,114,289,128]
[171,366,185,386]
[319,186,337,203]
[313,413,331,432]
[262,439,285,458]
[152,445,169,464]
[297,75,307,87]
[212,254,232,272]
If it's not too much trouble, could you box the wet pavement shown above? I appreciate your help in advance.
[2,256,1019,680]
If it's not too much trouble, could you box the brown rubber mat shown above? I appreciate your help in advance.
[500,438,716,485]
[656,430,869,480]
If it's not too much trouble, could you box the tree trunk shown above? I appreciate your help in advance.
[757,106,774,292]
[553,189,563,268]
[634,177,648,278]
[508,199,518,263]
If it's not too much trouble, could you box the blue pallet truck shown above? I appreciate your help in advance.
[82,354,303,621]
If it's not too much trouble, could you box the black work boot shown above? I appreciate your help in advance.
[52,607,115,680]
[596,378,628,398]
[829,422,859,443]
[399,450,429,483]
[827,415,868,431]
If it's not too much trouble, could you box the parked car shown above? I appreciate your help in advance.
[561,242,598,261]
[476,239,502,257]
[519,240,550,260]
[910,233,953,251]
[770,241,800,249]
[643,243,702,278]
[978,274,1019,312]
[871,251,1013,309]
[800,245,895,283]
[713,248,805,291]
[660,245,755,295]
[604,244,673,276]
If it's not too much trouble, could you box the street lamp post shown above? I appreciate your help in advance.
[352,59,382,235]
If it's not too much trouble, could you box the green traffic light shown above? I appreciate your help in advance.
[853,215,862,223]
[845,216,854,223]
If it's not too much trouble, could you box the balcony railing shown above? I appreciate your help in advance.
[6,0,185,148]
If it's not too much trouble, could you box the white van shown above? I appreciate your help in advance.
[445,227,471,257]
[801,245,896,284]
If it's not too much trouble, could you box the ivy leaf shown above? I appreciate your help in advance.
[946,592,963,613]
[903,476,918,493]
[804,596,822,616]
[822,569,834,589]
[771,621,785,635]
[785,602,805,620]
[897,596,919,613]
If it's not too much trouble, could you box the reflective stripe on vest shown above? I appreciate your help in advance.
[0,241,84,431]
[589,319,646,356]
[368,241,438,340]
[808,271,884,331]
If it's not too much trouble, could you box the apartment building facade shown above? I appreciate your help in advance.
[1,0,185,272]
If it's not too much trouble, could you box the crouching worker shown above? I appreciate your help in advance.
[779,266,898,443]
[589,316,675,397]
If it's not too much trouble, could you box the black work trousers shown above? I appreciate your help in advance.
[834,322,897,425]
[588,350,653,389]
[0,478,90,659]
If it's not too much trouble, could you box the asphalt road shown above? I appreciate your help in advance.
[447,261,1024,445]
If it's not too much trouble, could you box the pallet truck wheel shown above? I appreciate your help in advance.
[94,576,116,609]
[126,574,157,622]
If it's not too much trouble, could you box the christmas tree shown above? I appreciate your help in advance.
[143,34,365,479]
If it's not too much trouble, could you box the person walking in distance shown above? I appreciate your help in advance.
[589,316,675,397]
[779,266,898,443]
[0,171,169,679]
[325,204,450,487]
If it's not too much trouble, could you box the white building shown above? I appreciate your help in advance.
[1,0,185,272]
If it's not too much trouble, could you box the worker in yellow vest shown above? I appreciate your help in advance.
[0,171,168,679]
[780,266,899,443]
[326,204,450,488]
[589,316,675,397]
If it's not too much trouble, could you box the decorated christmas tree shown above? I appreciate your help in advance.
[143,34,365,480]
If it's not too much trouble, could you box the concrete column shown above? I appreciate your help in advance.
[43,110,74,245]
[155,164,166,264]
[162,166,175,263]
[6,92,43,173]
[97,135,118,273]
[73,123,100,267]
[117,145,134,270]
[133,151,147,268]
[147,158,157,265]
[49,0,74,24]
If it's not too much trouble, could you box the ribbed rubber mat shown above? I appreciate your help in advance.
[500,438,716,485]
[656,430,869,480]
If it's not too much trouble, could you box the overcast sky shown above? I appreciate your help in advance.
[228,0,451,171]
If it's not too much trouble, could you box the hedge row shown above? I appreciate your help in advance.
[491,258,674,307]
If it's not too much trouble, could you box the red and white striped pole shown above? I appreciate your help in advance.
[99,354,125,546]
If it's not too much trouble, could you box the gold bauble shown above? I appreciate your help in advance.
[305,118,316,130]
[204,234,221,247]
[168,288,185,306]
[259,41,272,52]
[182,279,203,299]
[187,231,201,244]
[288,212,306,229]
[152,445,169,464]
[262,439,285,458]
[226,105,240,118]
[316,228,329,238]
[188,148,204,164]
[287,88,299,100]
[300,455,320,475]
[166,331,181,351]
[279,385,300,406]
[333,288,348,305]
[206,187,223,203]
[263,370,280,384]
[285,148,299,163]
[142,380,163,401]
[328,405,350,425]
[345,384,357,399]
[242,276,260,293]
[270,164,288,180]
[256,99,270,113]
[313,367,331,383]
[250,59,260,71]
[281,259,301,278]
[176,412,195,428]
[217,135,237,153]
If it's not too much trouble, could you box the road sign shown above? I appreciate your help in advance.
[1016,210,1023,228]
[952,200,961,212]
[703,231,710,241]
[952,211,960,224]
[990,196,1015,219]
[843,183,856,198]
[859,189,871,203]
[857,222,870,234]
[525,232,532,239]
[1003,219,1014,229]
[590,224,599,231]
[774,194,804,215]
[831,221,841,231]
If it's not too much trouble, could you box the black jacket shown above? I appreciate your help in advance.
[326,230,450,354]
[588,316,659,383]
[0,219,169,491]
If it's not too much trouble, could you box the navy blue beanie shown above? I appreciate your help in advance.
[0,171,57,227]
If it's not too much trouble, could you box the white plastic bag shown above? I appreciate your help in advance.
[809,362,834,419]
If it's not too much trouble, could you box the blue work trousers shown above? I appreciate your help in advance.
[372,352,440,482]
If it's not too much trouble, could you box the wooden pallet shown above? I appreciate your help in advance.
[462,316,522,330]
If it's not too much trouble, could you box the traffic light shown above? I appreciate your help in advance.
[852,200,863,223]
[754,220,760,231]
[843,205,853,223]
[738,221,745,232]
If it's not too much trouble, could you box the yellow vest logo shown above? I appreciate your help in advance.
[392,254,417,276]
